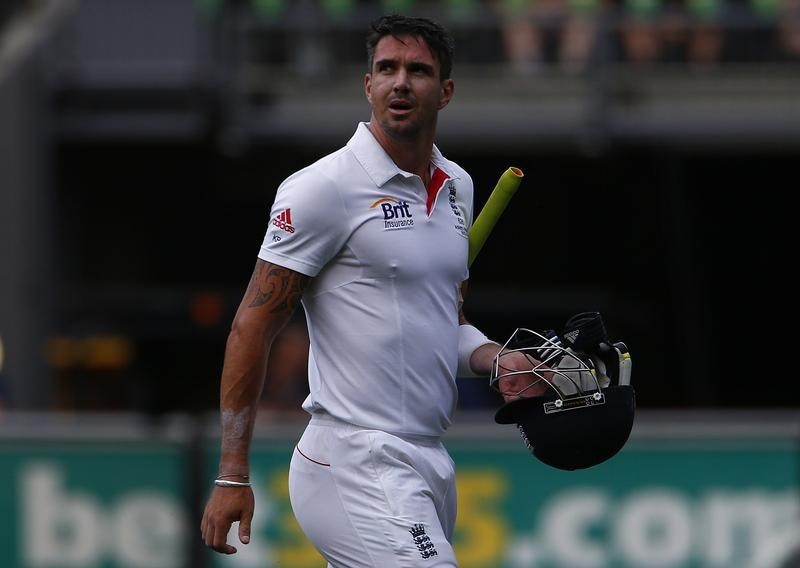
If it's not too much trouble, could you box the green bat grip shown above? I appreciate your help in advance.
[468,167,524,267]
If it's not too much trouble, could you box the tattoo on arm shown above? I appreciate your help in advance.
[247,261,308,314]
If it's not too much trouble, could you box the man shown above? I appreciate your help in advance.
[201,14,541,567]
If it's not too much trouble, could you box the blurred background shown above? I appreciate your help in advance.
[0,1,797,567]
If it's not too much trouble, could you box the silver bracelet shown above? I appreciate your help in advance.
[214,478,252,488]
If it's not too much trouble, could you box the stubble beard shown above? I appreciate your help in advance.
[379,116,422,142]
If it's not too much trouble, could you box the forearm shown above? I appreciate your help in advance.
[457,323,499,377]
[456,280,499,377]
[217,323,273,477]
[469,340,501,376]
[217,259,309,476]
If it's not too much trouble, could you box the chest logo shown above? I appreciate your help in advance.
[370,197,415,231]
[409,524,438,559]
[447,184,468,238]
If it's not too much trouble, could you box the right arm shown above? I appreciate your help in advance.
[201,259,309,554]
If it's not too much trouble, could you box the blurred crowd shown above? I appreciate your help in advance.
[216,0,800,73]
[493,0,800,71]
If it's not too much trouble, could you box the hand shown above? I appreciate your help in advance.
[201,486,255,554]
[496,350,552,403]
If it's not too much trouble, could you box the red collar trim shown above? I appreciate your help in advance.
[426,167,449,215]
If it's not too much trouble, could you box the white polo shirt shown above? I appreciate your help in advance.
[258,123,473,437]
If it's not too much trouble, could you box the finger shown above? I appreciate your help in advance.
[200,508,212,540]
[523,353,542,368]
[213,523,231,553]
[239,510,253,545]
[211,523,237,554]
[204,520,217,549]
[204,521,217,549]
[219,533,237,554]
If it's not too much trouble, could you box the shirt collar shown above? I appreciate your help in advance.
[429,144,457,181]
[347,122,458,187]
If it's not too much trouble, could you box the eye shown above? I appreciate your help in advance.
[409,64,433,76]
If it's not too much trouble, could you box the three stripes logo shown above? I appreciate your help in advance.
[563,329,580,346]
[272,209,296,234]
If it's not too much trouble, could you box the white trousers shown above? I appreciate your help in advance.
[288,413,459,567]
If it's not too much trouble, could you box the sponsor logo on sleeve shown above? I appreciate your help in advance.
[272,209,296,233]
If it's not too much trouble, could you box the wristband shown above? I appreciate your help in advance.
[214,479,252,488]
[457,324,498,378]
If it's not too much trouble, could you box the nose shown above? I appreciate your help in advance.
[392,68,410,92]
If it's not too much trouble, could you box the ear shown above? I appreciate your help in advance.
[364,73,373,104]
[438,79,454,110]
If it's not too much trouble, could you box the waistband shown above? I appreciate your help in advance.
[309,411,443,446]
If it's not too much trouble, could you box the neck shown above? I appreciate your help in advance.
[368,120,435,183]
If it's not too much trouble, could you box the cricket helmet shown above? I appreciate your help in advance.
[491,312,635,470]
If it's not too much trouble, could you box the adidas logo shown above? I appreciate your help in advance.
[272,209,295,233]
[564,329,580,345]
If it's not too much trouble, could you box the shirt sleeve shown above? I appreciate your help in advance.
[258,166,349,277]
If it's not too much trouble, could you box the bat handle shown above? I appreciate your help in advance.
[468,167,524,267]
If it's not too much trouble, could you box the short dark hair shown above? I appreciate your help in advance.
[366,14,455,81]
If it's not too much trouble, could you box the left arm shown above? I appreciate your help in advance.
[458,281,549,402]
[457,281,497,376]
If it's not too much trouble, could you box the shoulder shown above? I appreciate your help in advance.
[445,160,474,204]
[448,160,473,186]
[436,153,473,192]
[280,148,347,191]
[275,147,359,208]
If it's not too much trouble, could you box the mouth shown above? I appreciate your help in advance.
[388,99,414,115]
